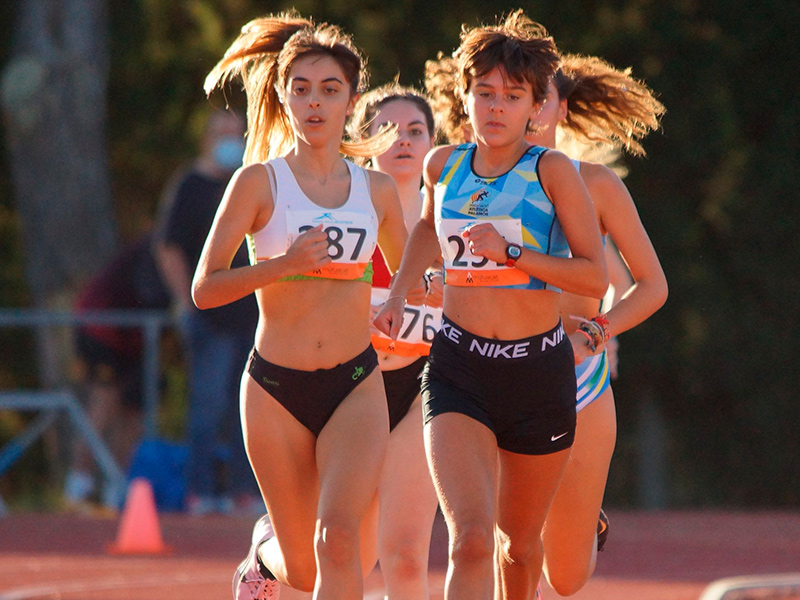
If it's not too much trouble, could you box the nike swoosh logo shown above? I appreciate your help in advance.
[551,432,569,442]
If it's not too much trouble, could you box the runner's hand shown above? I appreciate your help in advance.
[283,225,332,275]
[569,331,605,365]
[373,296,405,339]
[463,223,507,263]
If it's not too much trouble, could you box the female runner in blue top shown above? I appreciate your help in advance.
[375,11,608,600]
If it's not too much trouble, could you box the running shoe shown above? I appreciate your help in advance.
[233,514,280,599]
[597,508,609,552]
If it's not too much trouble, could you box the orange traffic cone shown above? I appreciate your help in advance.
[108,477,172,555]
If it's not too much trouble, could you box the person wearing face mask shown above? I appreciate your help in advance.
[155,109,261,516]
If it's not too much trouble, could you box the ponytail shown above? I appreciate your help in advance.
[205,11,395,162]
[555,54,665,156]
[424,53,469,144]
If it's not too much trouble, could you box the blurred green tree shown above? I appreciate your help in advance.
[1,0,798,508]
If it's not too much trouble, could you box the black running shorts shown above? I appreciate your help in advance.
[421,316,577,455]
[382,356,427,431]
[247,346,379,436]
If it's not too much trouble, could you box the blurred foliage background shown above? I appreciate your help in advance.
[0,0,798,509]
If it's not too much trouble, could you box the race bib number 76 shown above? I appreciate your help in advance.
[370,288,442,357]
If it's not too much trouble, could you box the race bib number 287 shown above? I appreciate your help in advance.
[286,210,377,280]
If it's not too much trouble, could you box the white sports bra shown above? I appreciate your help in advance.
[247,158,378,282]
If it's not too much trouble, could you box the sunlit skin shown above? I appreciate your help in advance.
[193,48,410,599]
[373,63,608,600]
[285,55,358,159]
[368,99,441,372]
[465,68,540,172]
[365,97,440,600]
[528,80,668,596]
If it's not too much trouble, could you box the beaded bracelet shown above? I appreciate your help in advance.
[592,313,611,343]
[578,321,605,352]
[571,314,610,353]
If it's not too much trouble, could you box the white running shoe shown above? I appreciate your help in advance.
[233,514,280,599]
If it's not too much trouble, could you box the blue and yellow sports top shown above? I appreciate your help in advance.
[433,143,569,290]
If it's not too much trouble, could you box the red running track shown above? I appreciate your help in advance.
[0,510,799,599]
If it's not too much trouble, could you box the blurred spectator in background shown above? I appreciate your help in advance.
[64,232,171,509]
[155,109,261,516]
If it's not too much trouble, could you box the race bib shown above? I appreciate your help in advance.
[436,218,529,286]
[286,210,377,280]
[370,288,442,357]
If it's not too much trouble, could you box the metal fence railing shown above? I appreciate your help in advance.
[0,309,173,513]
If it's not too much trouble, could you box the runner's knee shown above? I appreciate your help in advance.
[498,530,542,568]
[450,521,494,566]
[316,517,361,569]
[381,541,429,584]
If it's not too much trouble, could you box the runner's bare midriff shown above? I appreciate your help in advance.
[443,286,561,340]
[254,278,372,370]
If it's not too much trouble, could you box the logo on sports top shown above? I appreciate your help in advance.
[468,189,489,217]
[551,431,569,442]
[312,212,343,224]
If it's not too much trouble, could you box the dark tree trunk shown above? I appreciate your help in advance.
[2,0,117,304]
[1,0,116,387]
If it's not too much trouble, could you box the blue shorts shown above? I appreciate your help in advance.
[575,350,611,412]
[247,346,379,436]
[421,316,576,455]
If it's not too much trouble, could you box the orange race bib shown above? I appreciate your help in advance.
[286,210,377,280]
[436,218,529,287]
[370,288,442,357]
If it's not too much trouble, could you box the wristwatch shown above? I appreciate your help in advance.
[504,243,522,267]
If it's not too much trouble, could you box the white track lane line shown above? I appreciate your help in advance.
[0,570,229,600]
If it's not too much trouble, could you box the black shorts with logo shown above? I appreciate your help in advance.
[421,316,576,455]
[247,345,379,436]
[382,356,427,431]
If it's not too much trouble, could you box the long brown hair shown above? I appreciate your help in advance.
[553,54,665,156]
[204,11,394,163]
[424,53,468,144]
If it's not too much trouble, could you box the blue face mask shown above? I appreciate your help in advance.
[212,136,245,171]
